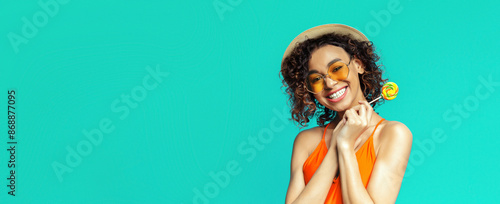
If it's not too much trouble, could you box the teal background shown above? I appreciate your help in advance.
[1,0,499,203]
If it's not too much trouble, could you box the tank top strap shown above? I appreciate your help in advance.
[322,123,332,140]
[370,118,385,138]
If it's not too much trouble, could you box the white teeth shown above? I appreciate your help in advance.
[328,87,346,99]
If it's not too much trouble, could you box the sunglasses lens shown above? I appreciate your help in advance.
[305,61,350,93]
[306,73,324,93]
[328,62,349,81]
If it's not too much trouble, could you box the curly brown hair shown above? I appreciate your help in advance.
[280,33,387,129]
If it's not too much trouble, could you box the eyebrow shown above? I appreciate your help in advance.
[308,58,342,74]
[327,58,342,68]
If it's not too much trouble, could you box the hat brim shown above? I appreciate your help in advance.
[282,24,369,62]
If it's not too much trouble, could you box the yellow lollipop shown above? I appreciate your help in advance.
[382,82,398,100]
[369,82,399,104]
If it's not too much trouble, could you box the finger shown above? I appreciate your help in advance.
[360,105,368,126]
[344,109,352,120]
[359,103,366,119]
[359,101,374,124]
[334,117,346,131]
[349,105,362,115]
[359,100,374,112]
[360,100,373,111]
[345,109,359,123]
[338,116,346,124]
[366,103,373,124]
[350,105,361,111]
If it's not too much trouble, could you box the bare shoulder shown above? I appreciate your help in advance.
[293,126,324,154]
[378,120,413,149]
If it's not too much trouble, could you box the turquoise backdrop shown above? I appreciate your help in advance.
[1,0,499,203]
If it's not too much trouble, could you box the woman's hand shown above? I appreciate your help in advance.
[329,117,346,148]
[336,101,374,149]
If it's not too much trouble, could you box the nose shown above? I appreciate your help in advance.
[324,77,338,89]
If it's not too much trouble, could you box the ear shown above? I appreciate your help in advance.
[353,58,365,74]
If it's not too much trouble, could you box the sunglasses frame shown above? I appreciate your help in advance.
[305,55,353,94]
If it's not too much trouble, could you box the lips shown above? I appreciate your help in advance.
[326,86,347,97]
[326,86,348,102]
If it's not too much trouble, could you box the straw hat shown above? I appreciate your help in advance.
[282,24,369,62]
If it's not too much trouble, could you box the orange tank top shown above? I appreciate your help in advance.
[302,118,385,204]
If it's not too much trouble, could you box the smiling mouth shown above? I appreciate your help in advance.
[328,87,347,99]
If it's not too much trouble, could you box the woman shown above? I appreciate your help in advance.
[280,24,413,204]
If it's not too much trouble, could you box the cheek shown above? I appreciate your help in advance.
[313,95,322,102]
[347,72,360,86]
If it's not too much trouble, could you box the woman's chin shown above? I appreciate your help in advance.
[331,103,349,112]
[328,95,361,113]
[324,99,350,112]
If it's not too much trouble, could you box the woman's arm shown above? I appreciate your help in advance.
[285,126,343,204]
[365,121,412,203]
[336,102,413,204]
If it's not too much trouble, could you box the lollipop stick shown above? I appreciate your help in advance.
[368,96,381,105]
